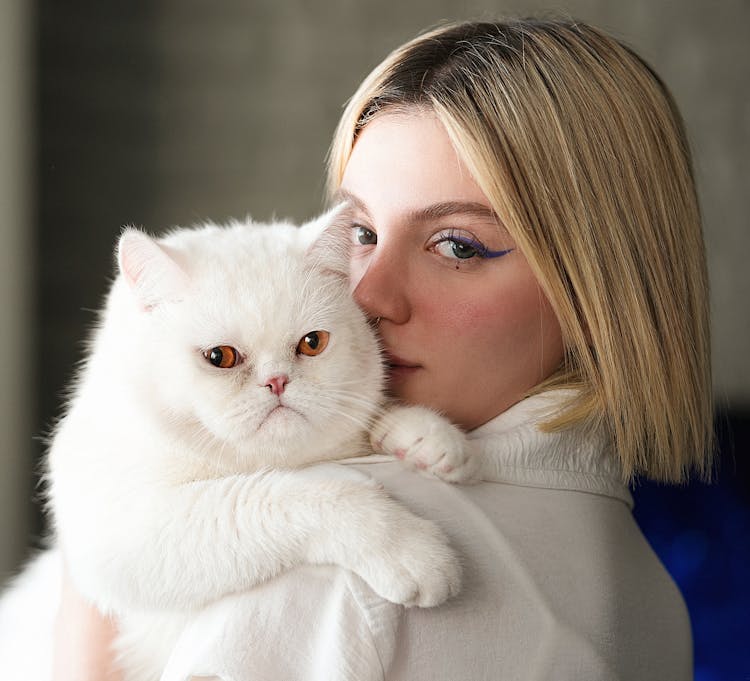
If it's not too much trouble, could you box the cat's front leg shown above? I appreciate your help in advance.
[300,474,462,608]
[371,405,481,483]
[58,470,461,613]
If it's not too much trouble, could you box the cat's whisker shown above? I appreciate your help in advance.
[318,389,388,421]
[317,391,380,413]
[317,393,375,415]
[312,398,379,432]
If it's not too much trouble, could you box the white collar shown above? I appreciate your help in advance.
[470,391,633,508]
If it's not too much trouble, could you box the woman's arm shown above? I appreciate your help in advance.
[53,563,123,681]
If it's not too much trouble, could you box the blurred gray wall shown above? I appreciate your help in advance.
[1,0,747,576]
[0,0,33,579]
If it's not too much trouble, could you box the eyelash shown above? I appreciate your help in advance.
[351,225,513,262]
[432,229,490,260]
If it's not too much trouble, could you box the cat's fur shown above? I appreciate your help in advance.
[0,209,466,680]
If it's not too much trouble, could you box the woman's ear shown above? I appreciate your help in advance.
[117,228,190,310]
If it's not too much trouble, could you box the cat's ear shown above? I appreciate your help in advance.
[117,228,190,309]
[300,203,352,279]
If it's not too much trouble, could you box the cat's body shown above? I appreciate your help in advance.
[0,211,469,680]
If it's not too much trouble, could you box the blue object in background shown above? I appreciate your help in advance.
[632,409,749,680]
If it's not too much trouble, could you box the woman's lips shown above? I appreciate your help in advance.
[385,352,419,368]
[384,352,421,380]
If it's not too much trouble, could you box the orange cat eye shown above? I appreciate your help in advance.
[297,331,330,357]
[203,345,241,368]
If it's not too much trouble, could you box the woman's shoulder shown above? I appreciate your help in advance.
[349,458,692,681]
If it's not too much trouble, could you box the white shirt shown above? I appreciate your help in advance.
[161,394,692,681]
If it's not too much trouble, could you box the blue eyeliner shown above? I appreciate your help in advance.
[451,235,514,259]
[483,247,515,258]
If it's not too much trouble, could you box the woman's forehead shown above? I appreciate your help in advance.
[339,113,491,215]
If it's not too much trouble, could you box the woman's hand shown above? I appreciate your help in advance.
[53,562,123,681]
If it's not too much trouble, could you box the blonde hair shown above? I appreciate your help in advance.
[327,18,714,483]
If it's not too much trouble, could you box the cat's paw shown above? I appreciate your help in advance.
[371,405,480,483]
[346,495,462,608]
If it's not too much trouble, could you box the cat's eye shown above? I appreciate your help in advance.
[203,345,241,368]
[296,331,330,357]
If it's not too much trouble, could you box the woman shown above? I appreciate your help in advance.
[55,18,713,680]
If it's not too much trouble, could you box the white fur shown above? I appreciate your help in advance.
[371,405,481,483]
[0,210,461,680]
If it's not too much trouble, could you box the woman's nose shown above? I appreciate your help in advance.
[352,247,410,325]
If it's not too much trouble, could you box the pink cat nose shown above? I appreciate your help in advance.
[264,374,289,396]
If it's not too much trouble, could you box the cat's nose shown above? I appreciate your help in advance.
[264,374,289,396]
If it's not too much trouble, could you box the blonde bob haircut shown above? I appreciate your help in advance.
[327,18,714,483]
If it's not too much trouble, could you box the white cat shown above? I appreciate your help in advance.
[0,208,473,680]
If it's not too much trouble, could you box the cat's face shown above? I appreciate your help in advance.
[118,213,384,469]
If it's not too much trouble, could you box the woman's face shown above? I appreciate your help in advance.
[338,112,564,430]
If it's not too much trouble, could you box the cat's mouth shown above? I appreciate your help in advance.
[258,403,304,430]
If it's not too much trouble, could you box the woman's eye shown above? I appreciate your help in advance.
[431,230,514,263]
[203,345,241,368]
[353,225,377,246]
[434,238,484,260]
[296,330,330,356]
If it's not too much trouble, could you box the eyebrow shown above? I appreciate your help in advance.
[332,188,503,226]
